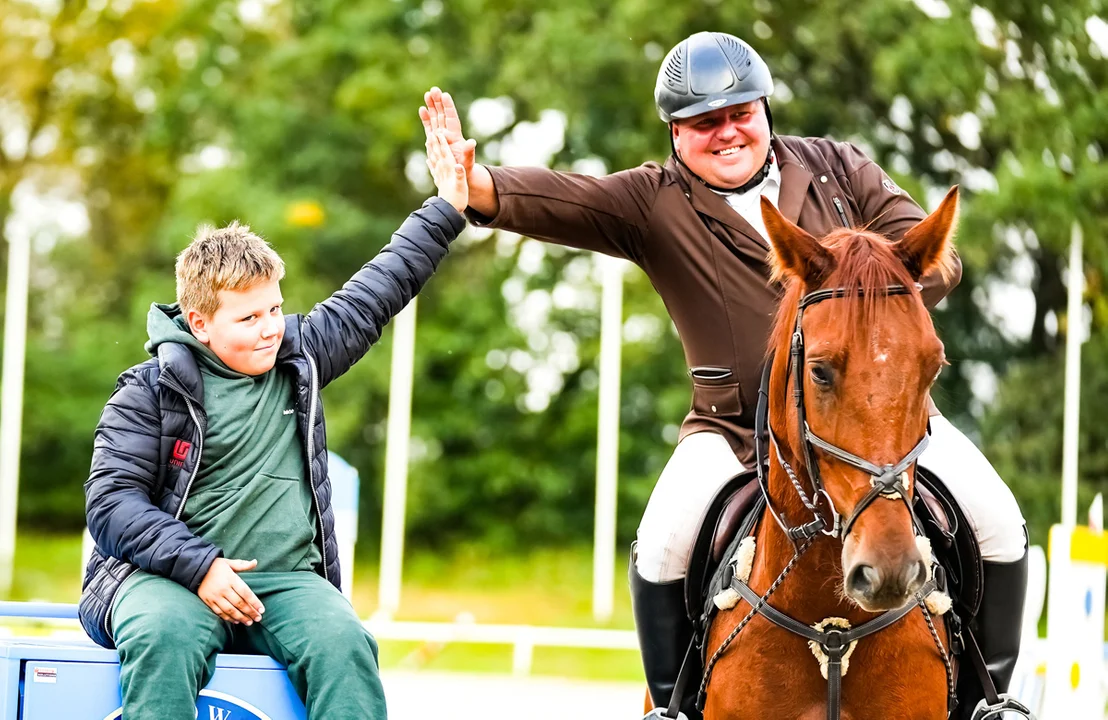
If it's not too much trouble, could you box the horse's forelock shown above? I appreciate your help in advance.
[767,230,923,369]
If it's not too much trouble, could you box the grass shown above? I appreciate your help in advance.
[3,532,644,682]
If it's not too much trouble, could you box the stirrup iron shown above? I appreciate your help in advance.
[970,694,1035,720]
[644,710,688,720]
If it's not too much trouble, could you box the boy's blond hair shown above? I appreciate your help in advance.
[176,221,286,316]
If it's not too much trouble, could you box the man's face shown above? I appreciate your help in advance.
[671,100,771,189]
[188,279,285,376]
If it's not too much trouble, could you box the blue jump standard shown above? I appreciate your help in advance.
[1,603,307,720]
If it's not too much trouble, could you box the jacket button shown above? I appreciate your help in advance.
[820,175,828,183]
[711,405,718,412]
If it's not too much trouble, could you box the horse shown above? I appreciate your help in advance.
[698,188,961,720]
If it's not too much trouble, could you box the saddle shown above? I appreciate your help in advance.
[679,464,985,712]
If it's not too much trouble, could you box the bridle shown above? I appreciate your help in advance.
[695,281,955,720]
[756,283,930,548]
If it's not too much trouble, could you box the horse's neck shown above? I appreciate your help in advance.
[749,464,863,624]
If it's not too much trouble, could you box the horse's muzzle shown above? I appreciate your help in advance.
[844,557,927,611]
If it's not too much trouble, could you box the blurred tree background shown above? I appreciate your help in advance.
[1,0,1105,554]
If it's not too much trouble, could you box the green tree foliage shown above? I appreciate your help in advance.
[1,0,1104,552]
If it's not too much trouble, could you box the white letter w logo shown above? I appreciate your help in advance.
[209,708,233,720]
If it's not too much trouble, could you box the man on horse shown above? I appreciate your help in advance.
[421,31,1029,718]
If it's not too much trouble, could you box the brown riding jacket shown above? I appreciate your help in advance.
[469,135,961,466]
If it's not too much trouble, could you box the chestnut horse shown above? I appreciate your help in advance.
[697,189,961,720]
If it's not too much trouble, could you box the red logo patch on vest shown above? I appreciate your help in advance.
[170,439,192,468]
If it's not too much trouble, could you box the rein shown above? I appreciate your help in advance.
[699,282,954,720]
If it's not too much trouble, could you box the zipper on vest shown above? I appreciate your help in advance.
[832,197,850,228]
[305,354,329,582]
[174,397,206,521]
[153,373,206,520]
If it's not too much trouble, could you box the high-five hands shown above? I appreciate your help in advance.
[419,87,476,178]
[419,87,498,216]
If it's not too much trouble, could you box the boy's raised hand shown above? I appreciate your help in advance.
[420,87,476,180]
[427,128,468,212]
[198,557,265,625]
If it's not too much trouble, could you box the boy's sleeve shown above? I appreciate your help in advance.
[301,195,464,387]
[85,378,222,592]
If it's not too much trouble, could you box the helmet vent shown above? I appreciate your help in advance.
[662,43,686,92]
[717,34,752,81]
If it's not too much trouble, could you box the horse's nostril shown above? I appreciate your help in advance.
[908,560,928,591]
[847,564,880,597]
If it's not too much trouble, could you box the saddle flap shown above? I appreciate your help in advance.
[914,467,985,620]
[683,468,761,622]
[916,482,952,536]
[712,481,761,565]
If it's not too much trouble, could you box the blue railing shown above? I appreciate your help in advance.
[0,602,79,620]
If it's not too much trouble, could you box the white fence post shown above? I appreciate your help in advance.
[0,229,31,597]
[593,256,625,623]
[378,299,418,619]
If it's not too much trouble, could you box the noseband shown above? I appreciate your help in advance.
[755,284,929,546]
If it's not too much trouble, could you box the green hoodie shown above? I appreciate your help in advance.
[146,303,321,573]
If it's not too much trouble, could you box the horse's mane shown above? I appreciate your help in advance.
[767,229,923,385]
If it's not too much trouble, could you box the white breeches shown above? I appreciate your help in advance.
[635,419,1027,583]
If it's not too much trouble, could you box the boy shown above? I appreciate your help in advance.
[78,130,467,718]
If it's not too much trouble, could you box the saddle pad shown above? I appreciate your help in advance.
[701,493,766,631]
[683,468,762,622]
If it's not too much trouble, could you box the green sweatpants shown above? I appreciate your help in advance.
[112,570,385,720]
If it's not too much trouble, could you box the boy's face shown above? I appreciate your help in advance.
[187,279,285,376]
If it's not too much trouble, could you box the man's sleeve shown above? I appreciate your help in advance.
[465,164,659,266]
[842,144,963,308]
[85,379,222,592]
[300,196,464,387]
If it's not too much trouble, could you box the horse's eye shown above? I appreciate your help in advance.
[810,363,834,387]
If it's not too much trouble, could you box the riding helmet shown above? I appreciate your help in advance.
[654,32,774,124]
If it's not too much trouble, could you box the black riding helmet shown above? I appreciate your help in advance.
[656,32,775,192]
[655,31,774,128]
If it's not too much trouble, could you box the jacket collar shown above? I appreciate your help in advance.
[665,135,813,247]
[276,314,302,363]
[156,343,204,405]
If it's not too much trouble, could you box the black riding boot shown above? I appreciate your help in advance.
[958,547,1032,719]
[630,559,701,720]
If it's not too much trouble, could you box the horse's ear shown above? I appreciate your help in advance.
[897,186,959,281]
[761,197,835,286]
